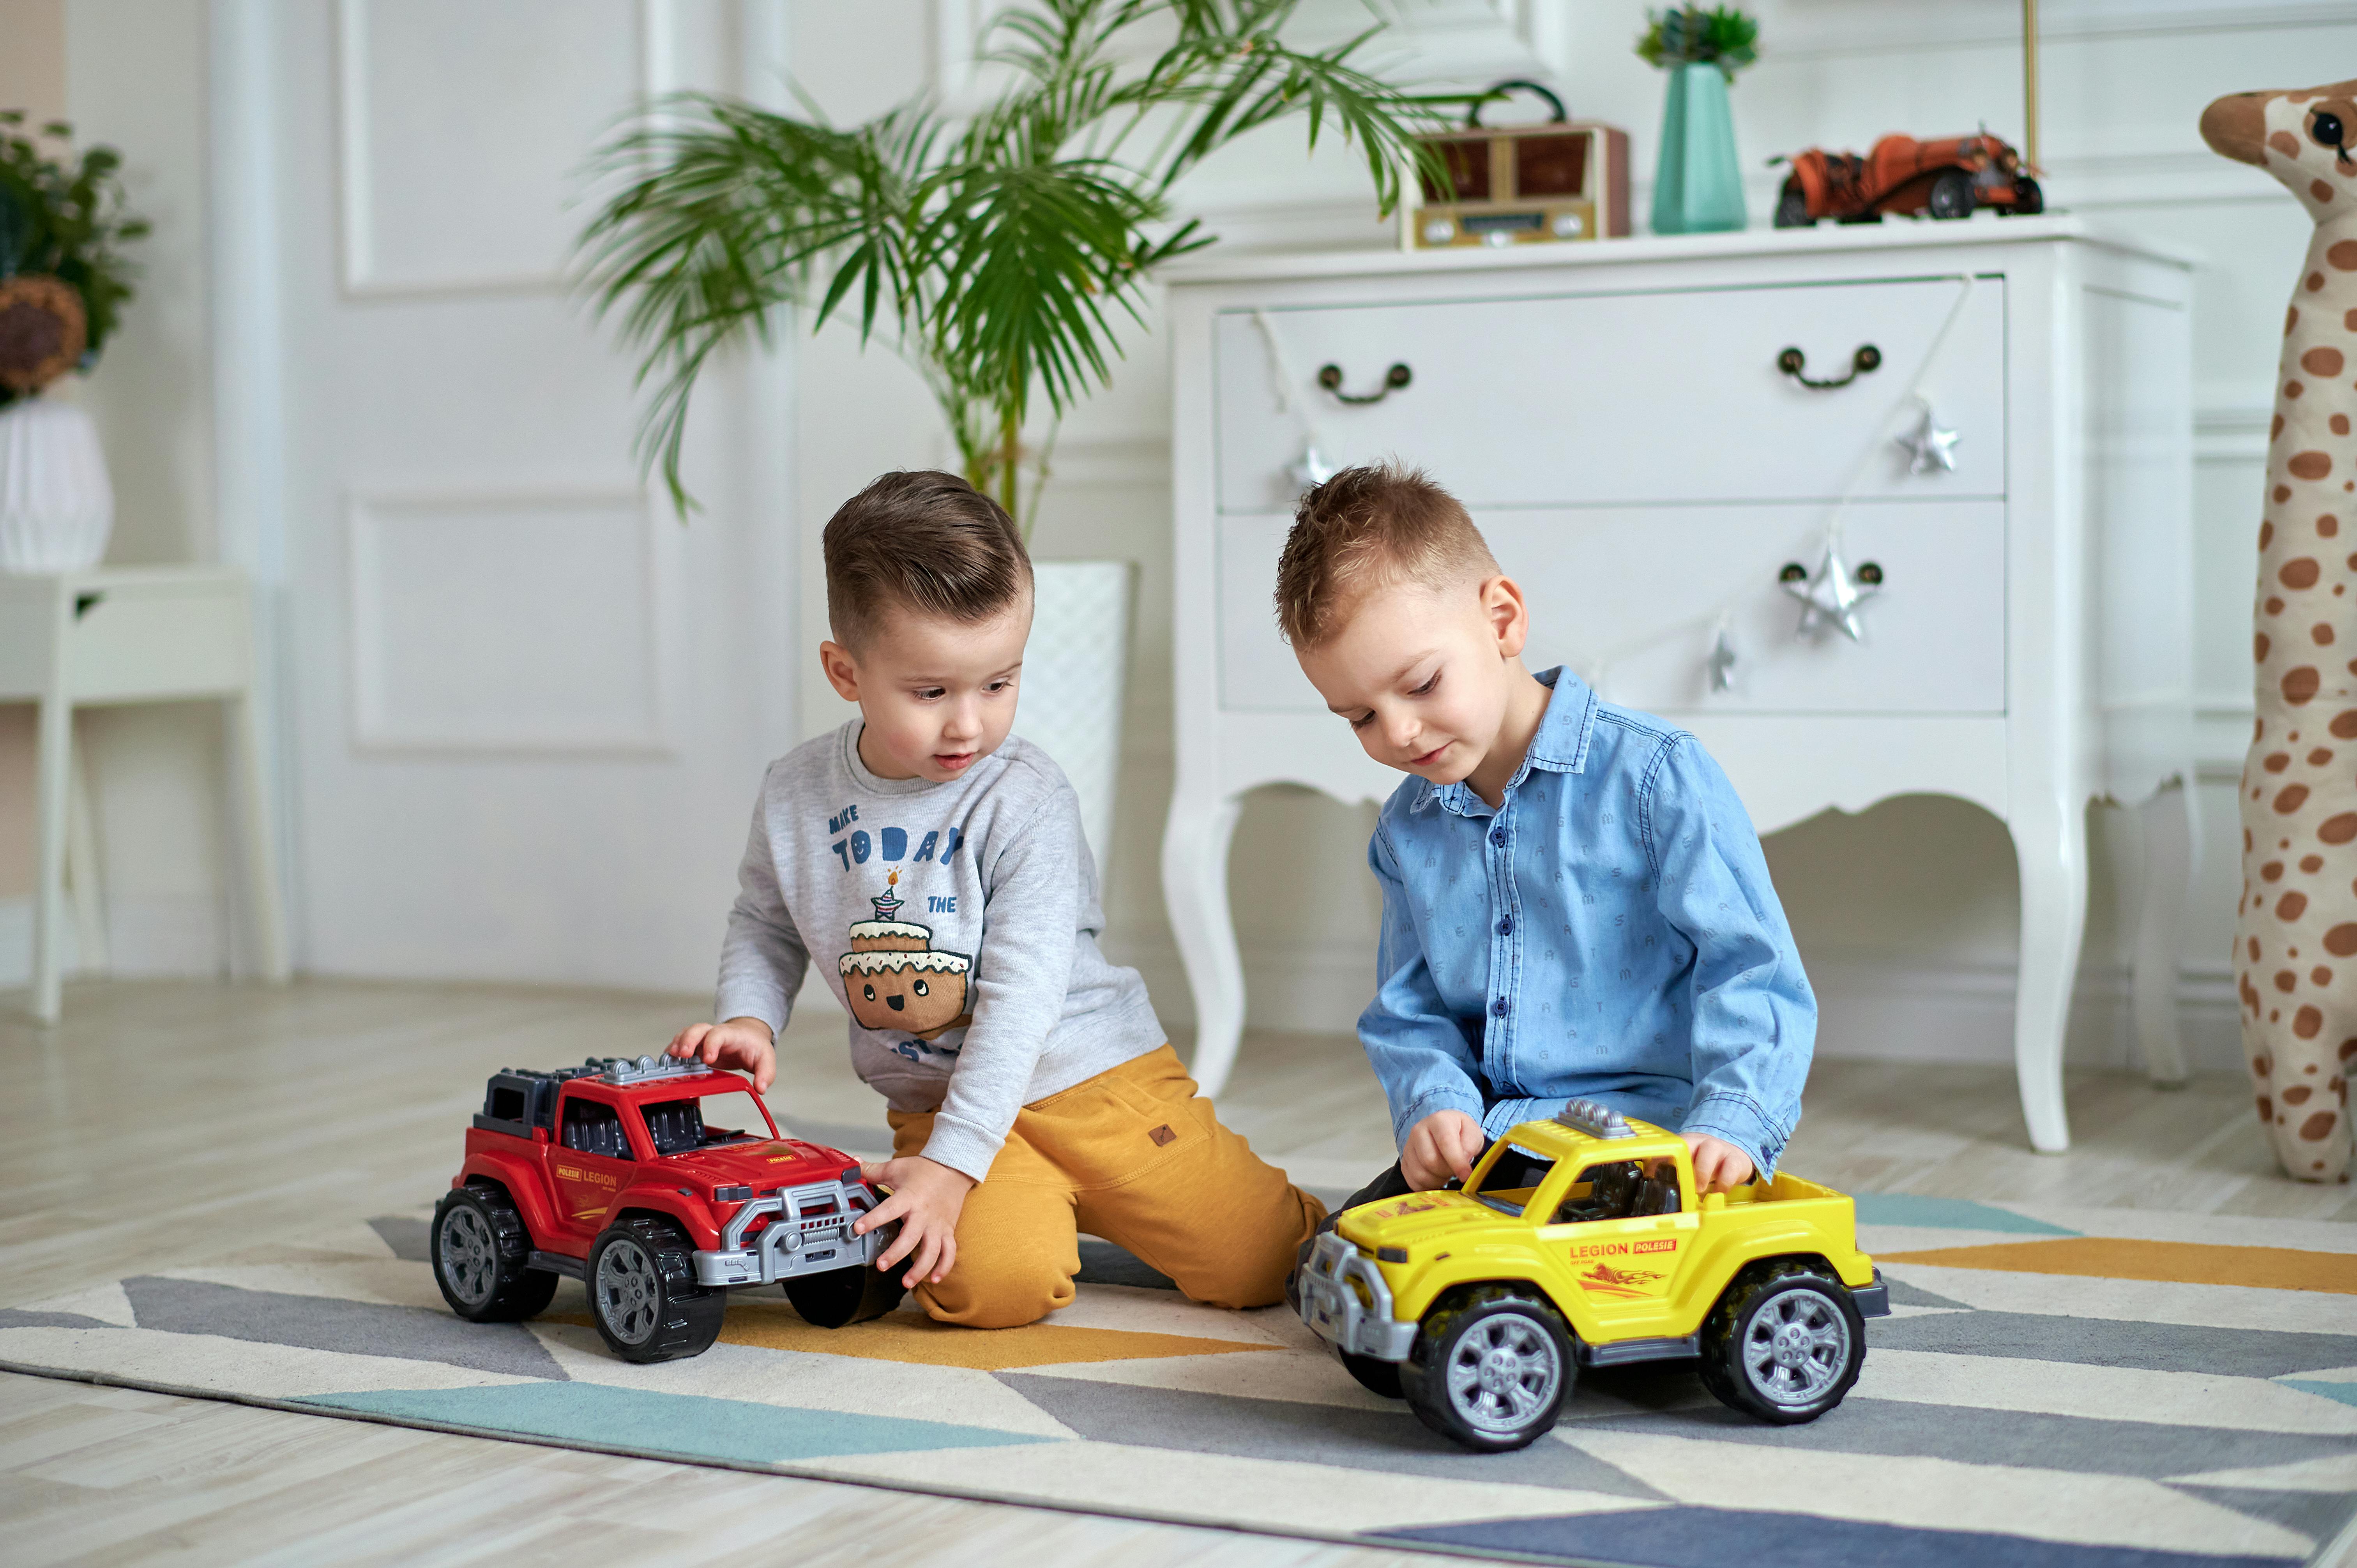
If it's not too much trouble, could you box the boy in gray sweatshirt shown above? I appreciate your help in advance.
[670,471,1323,1327]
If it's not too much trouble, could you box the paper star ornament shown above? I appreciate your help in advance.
[1782,545,1880,642]
[1896,403,1960,475]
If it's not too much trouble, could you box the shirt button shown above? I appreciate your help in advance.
[1498,918,1512,935]
[1490,827,1506,846]
[1492,997,1509,1017]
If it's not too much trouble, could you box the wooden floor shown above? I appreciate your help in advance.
[0,976,2345,1566]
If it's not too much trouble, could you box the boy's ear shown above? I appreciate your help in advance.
[819,640,862,702]
[1480,574,1530,661]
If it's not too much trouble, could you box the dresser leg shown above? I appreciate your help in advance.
[2130,777,2198,1088]
[1162,786,1246,1097]
[2012,800,2089,1153]
[30,696,72,1024]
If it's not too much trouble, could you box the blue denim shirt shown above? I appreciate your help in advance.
[1360,667,1814,1178]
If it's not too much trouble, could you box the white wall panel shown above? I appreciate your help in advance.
[348,490,665,751]
[336,0,644,294]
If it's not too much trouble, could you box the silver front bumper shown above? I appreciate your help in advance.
[1296,1232,1418,1361]
[693,1179,890,1289]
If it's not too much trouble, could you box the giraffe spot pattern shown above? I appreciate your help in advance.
[2276,484,2293,503]
[2263,521,2278,549]
[2273,131,2304,158]
[2327,923,2357,957]
[2274,413,2288,439]
[2280,891,2311,920]
[2305,347,2348,376]
[2313,748,2337,764]
[2345,1039,2357,1063]
[2290,381,2307,398]
[2283,557,2323,588]
[2259,1094,2276,1122]
[2317,966,2337,986]
[2302,1111,2338,1141]
[2265,860,2287,880]
[2305,854,2327,872]
[2316,625,2338,645]
[2323,813,2357,844]
[2331,241,2357,270]
[2288,1081,2316,1100]
[2265,751,2290,772]
[2290,451,2334,480]
[2267,595,2286,615]
[2322,511,2345,534]
[2331,712,2357,738]
[2284,668,2322,705]
[2336,415,2353,437]
[2311,272,2328,293]
[2276,969,2300,992]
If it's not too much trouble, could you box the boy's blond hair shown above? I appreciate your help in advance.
[1272,463,1501,648]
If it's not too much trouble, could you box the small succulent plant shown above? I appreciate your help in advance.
[1636,7,1760,82]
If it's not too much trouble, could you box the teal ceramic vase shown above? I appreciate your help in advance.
[1651,61,1747,234]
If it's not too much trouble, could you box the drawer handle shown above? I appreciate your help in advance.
[1780,560,1883,584]
[1776,343,1881,390]
[1318,362,1412,405]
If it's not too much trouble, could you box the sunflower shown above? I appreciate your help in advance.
[0,275,87,395]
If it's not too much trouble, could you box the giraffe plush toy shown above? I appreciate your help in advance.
[2202,80,2357,1182]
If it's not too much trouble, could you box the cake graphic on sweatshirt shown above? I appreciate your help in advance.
[839,871,972,1040]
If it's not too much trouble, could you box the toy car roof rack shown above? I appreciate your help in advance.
[580,1053,721,1086]
[1555,1098,1636,1138]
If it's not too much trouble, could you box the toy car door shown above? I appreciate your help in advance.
[551,1088,637,1245]
[1536,1155,1699,1335]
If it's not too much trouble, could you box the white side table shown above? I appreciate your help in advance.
[0,567,290,1021]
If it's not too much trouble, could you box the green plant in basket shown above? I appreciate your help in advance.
[1636,6,1759,81]
[0,112,148,405]
[575,0,1461,531]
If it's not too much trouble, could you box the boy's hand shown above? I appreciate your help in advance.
[853,1155,975,1288]
[667,1017,778,1093]
[1682,1133,1755,1194]
[1401,1109,1486,1190]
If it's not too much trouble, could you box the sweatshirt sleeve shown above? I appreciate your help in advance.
[1359,819,1489,1149]
[1646,735,1815,1178]
[713,766,811,1036]
[919,784,1085,1182]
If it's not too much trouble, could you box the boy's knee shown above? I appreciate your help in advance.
[914,1234,1077,1328]
[1164,1183,1325,1311]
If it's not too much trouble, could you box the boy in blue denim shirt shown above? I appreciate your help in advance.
[1277,464,1814,1203]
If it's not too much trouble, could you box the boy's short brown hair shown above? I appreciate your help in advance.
[1273,463,1500,648]
[823,470,1034,650]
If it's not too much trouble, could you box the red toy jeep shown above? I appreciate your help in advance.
[431,1053,901,1362]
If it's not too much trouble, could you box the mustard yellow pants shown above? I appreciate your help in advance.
[886,1043,1326,1328]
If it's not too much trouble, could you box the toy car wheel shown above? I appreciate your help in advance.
[588,1216,726,1363]
[2007,176,2044,216]
[431,1185,558,1323]
[1773,184,1811,229]
[1338,1350,1404,1400]
[1400,1287,1573,1452]
[784,1251,906,1329]
[1698,1261,1866,1425]
[1926,168,1975,221]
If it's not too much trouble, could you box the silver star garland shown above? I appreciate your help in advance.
[1783,544,1880,642]
[1707,624,1740,692]
[1289,443,1337,491]
[1896,402,1960,475]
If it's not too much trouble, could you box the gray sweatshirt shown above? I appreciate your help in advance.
[714,719,1164,1181]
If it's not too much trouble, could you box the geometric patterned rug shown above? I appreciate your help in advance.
[5,1192,2353,1568]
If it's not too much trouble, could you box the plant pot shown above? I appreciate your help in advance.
[1016,560,1137,880]
[1651,61,1747,235]
[0,396,115,574]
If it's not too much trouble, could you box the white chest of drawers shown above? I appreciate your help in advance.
[1161,217,2197,1152]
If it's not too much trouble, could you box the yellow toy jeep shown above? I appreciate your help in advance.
[1296,1099,1889,1451]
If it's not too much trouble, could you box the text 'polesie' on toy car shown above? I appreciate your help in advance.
[1772,131,2042,227]
[432,1053,902,1363]
[1296,1100,1890,1452]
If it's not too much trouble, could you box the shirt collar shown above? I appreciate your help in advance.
[1415,666,1599,816]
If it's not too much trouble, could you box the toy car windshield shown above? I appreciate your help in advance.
[1469,1144,1557,1217]
[641,1087,779,1156]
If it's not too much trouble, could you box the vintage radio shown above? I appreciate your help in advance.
[1404,80,1630,251]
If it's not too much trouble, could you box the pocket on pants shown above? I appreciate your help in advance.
[1032,1052,1205,1192]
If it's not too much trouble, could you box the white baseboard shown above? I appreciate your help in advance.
[0,895,226,987]
[1100,930,2247,1077]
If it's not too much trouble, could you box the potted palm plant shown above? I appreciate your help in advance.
[575,0,1456,865]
